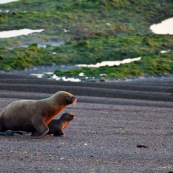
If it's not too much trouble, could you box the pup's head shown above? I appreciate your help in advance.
[60,112,75,122]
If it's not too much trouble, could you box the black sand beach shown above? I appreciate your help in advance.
[0,73,173,173]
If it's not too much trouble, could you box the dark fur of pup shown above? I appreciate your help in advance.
[48,112,75,136]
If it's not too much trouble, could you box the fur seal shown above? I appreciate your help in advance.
[0,91,77,137]
[0,112,75,136]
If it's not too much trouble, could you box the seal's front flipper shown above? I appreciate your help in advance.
[12,131,26,135]
[31,117,49,137]
[0,131,14,136]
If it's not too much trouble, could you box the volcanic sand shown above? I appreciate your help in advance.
[0,73,173,173]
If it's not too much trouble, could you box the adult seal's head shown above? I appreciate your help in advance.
[0,91,77,137]
[50,91,77,106]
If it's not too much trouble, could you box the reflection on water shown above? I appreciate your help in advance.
[31,73,81,82]
[30,57,141,82]
[0,29,44,38]
[150,17,173,34]
[76,57,141,68]
[46,57,141,82]
[0,0,18,4]
[30,74,44,78]
[52,74,81,82]
[38,41,64,48]
[160,50,170,54]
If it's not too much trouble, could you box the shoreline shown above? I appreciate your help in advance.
[1,64,173,83]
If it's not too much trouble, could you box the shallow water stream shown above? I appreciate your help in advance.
[150,17,173,35]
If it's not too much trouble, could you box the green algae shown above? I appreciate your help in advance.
[54,51,173,79]
[0,0,173,79]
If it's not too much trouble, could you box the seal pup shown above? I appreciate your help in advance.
[0,91,77,137]
[48,112,75,136]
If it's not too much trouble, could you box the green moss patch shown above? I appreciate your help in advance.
[0,0,173,79]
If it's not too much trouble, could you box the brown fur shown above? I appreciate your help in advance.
[0,91,77,137]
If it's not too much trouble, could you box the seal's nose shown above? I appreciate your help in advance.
[72,96,77,103]
[70,113,75,119]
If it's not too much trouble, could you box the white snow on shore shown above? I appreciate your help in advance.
[0,29,44,38]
